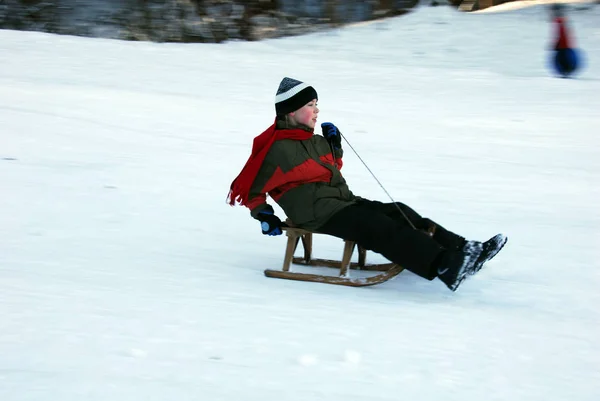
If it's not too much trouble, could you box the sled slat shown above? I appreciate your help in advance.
[291,257,395,272]
[264,265,404,287]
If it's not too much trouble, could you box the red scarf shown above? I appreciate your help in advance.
[228,121,313,206]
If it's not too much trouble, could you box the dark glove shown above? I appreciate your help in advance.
[321,122,342,150]
[257,208,283,236]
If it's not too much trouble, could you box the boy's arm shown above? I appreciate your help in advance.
[333,147,343,170]
[246,142,295,219]
[247,161,276,219]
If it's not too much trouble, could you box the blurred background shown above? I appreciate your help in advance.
[3,0,595,43]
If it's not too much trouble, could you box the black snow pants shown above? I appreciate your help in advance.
[317,199,465,280]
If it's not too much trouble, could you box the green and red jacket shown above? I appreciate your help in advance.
[248,121,357,230]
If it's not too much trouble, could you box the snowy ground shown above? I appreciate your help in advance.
[1,4,600,401]
[477,0,596,14]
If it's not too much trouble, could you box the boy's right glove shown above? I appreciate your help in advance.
[321,122,342,150]
[257,209,283,236]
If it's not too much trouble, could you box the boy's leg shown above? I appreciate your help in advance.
[317,203,443,280]
[355,199,466,250]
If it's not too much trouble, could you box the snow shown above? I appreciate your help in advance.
[1,4,600,401]
[476,0,596,14]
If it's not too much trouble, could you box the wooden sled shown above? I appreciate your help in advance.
[264,224,404,287]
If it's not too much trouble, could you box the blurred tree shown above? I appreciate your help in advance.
[325,0,337,23]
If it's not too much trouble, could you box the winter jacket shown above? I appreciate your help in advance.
[247,120,357,230]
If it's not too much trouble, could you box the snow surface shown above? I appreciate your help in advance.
[1,4,600,401]
[476,0,596,14]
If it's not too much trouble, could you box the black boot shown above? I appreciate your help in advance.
[466,234,508,275]
[436,242,482,292]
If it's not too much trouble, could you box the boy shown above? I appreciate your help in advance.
[228,77,506,291]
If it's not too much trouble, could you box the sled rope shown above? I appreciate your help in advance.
[341,132,417,230]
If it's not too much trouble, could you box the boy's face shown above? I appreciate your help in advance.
[290,99,319,129]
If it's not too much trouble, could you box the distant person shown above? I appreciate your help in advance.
[227,77,507,292]
[550,3,580,77]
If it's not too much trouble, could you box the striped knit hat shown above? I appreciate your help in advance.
[275,77,318,116]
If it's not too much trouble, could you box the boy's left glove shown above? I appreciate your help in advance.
[257,209,283,236]
[321,122,342,150]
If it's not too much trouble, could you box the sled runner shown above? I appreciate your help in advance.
[264,222,404,287]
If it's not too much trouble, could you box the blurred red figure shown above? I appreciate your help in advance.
[549,3,580,77]
[553,5,572,50]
